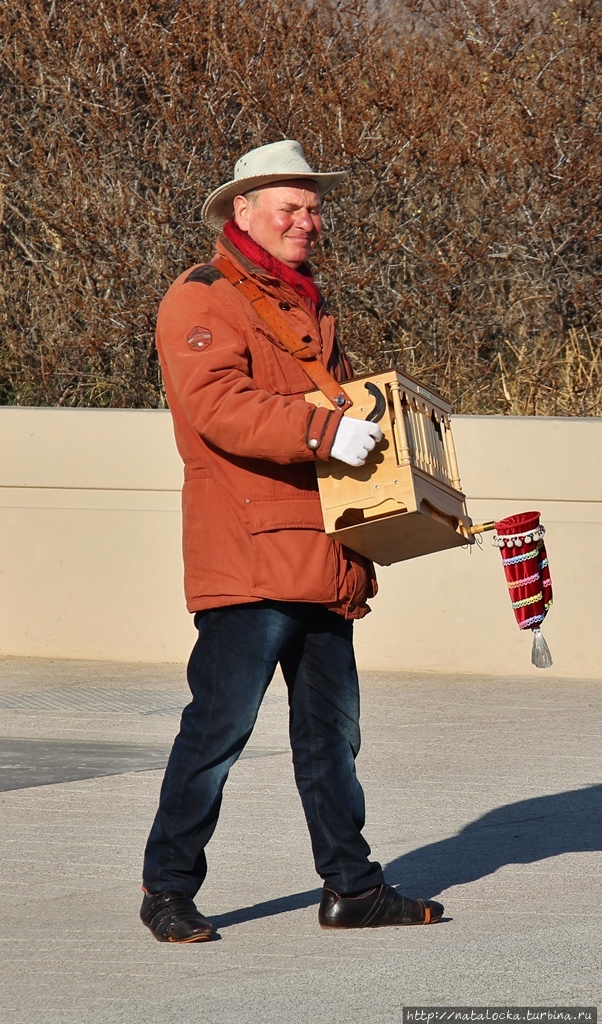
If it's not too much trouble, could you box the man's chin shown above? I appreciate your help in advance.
[285,246,312,265]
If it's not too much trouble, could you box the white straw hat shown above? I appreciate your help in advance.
[202,140,347,230]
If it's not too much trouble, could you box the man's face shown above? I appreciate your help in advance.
[233,180,322,269]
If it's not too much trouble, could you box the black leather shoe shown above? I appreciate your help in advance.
[140,889,214,943]
[319,883,444,929]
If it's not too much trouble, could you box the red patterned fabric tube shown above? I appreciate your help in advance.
[493,511,553,667]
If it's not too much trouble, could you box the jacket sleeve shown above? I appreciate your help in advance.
[156,277,342,465]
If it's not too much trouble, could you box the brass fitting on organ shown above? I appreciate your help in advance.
[467,521,496,535]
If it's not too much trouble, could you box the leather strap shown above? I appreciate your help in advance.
[214,256,353,411]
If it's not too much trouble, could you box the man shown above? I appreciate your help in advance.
[140,140,443,941]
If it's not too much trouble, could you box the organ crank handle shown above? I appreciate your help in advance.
[363,381,387,423]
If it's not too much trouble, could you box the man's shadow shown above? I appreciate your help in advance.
[210,784,602,930]
[384,783,602,898]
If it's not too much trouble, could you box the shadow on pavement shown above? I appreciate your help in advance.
[385,784,602,898]
[211,888,323,930]
[0,737,173,791]
[211,785,602,929]
[0,737,285,791]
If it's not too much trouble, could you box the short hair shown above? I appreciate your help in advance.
[241,188,261,206]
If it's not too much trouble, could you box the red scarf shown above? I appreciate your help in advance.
[223,219,322,313]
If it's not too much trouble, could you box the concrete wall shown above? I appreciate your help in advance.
[1,408,600,677]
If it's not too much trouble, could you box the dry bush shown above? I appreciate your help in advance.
[1,0,601,412]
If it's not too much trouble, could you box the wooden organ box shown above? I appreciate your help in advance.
[305,369,475,565]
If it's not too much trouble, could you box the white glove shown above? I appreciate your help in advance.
[330,416,383,467]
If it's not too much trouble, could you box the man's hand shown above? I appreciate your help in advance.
[330,416,383,467]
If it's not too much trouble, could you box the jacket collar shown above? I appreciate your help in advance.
[215,235,326,316]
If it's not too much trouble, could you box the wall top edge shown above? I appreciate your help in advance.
[0,406,172,414]
[454,414,602,423]
[0,406,600,424]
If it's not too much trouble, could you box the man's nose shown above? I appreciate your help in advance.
[295,208,317,232]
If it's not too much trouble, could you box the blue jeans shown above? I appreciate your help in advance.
[142,600,383,897]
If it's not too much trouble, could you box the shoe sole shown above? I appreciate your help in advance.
[167,932,213,943]
[319,920,439,929]
[319,909,443,930]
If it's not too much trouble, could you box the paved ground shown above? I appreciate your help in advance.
[0,655,600,1024]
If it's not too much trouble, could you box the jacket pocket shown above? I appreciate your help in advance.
[251,326,316,397]
[247,495,325,533]
[247,496,337,602]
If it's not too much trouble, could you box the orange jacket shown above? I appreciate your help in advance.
[155,234,377,618]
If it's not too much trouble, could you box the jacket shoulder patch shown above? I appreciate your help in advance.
[185,265,224,285]
[187,327,212,351]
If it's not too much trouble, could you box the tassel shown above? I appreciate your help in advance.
[531,627,553,669]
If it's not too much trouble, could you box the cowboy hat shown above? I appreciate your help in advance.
[202,140,347,230]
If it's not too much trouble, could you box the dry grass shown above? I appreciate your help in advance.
[1,0,601,412]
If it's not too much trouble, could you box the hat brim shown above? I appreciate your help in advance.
[202,170,347,230]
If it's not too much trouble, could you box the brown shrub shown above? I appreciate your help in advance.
[1,0,601,412]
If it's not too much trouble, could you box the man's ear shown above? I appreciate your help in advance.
[232,195,250,232]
